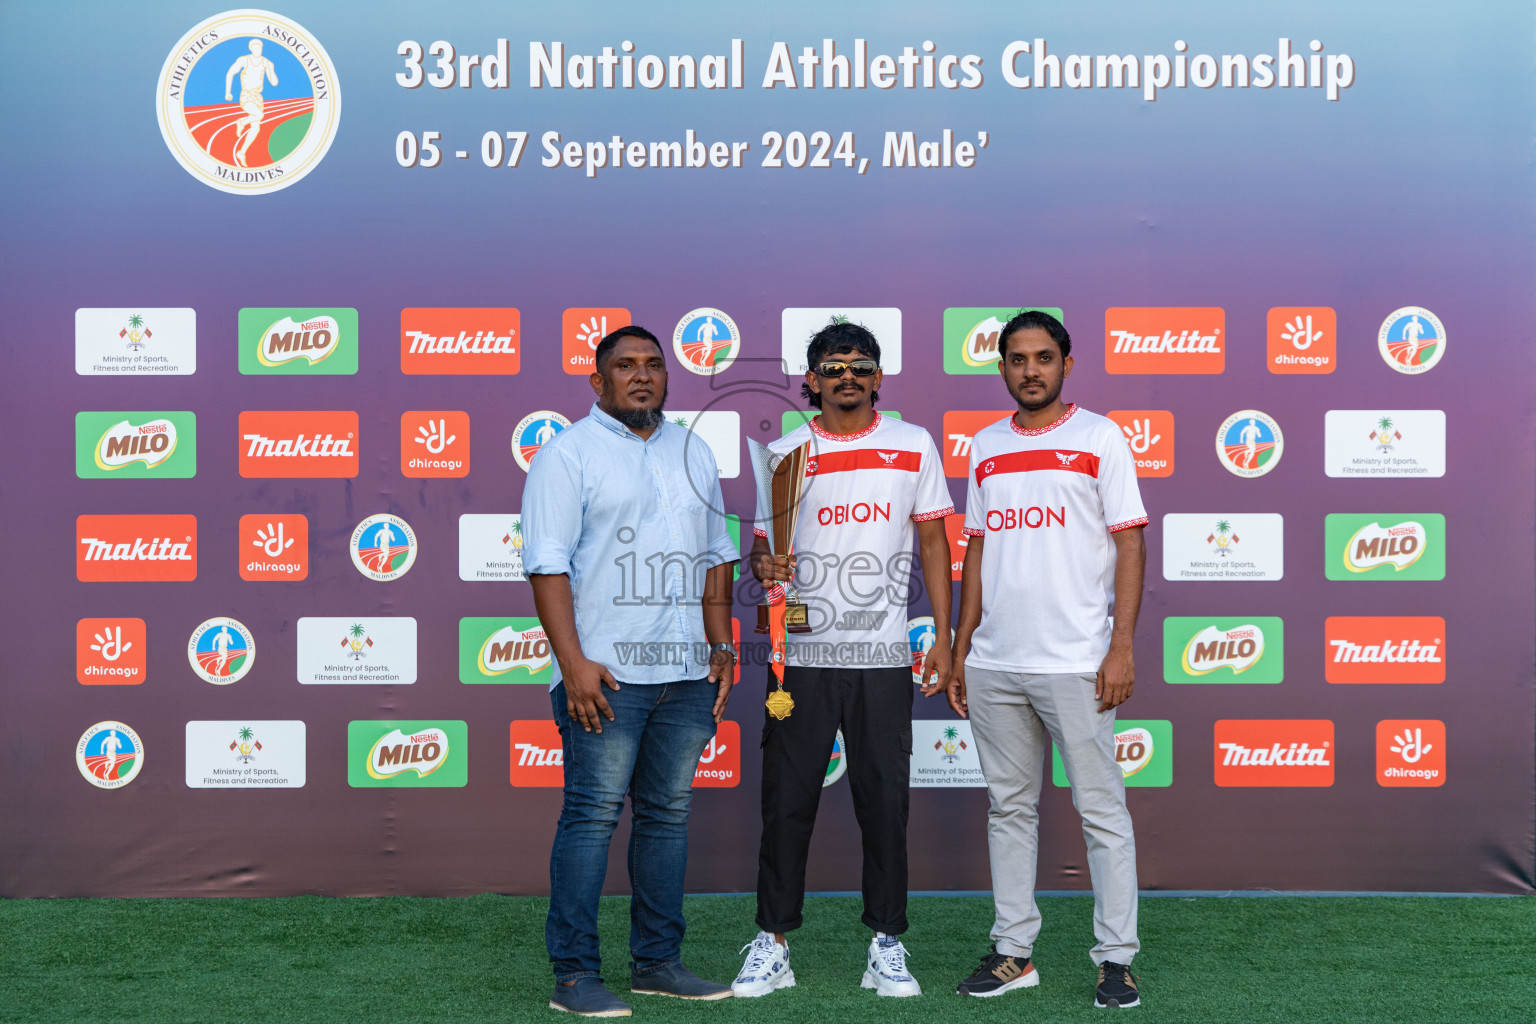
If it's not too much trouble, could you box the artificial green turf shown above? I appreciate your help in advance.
[1,894,1532,1022]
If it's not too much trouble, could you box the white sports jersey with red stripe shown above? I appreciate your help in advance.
[962,404,1147,673]
[756,412,953,668]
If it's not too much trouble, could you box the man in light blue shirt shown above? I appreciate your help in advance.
[524,325,740,1016]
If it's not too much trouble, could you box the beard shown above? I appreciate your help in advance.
[1014,376,1062,412]
[601,377,668,431]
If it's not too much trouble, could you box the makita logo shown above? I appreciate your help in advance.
[405,330,516,355]
[238,411,359,478]
[1218,741,1331,767]
[1104,307,1226,374]
[1324,617,1445,684]
[80,536,192,562]
[76,514,198,581]
[242,433,354,458]
[401,309,522,375]
[1110,329,1222,355]
[513,742,563,767]
[1213,719,1334,787]
[1330,638,1440,664]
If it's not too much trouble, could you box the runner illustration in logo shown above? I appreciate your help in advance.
[212,625,234,675]
[1238,418,1262,469]
[224,40,278,167]
[157,12,340,195]
[533,419,558,446]
[372,520,396,573]
[101,729,122,779]
[672,308,741,374]
[1401,316,1425,365]
[695,317,721,365]
[350,514,418,580]
[1216,410,1282,477]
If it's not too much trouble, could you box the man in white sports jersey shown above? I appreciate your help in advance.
[946,309,1148,1009]
[732,320,954,1000]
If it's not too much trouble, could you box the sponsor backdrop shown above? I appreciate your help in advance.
[1,0,1530,896]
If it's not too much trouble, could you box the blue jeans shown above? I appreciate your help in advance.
[546,678,717,982]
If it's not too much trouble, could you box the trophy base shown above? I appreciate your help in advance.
[756,602,814,634]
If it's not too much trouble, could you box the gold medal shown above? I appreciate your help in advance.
[765,686,796,720]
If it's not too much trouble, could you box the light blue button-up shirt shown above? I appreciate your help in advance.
[522,404,740,685]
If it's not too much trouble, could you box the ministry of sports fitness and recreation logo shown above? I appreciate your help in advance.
[673,308,741,375]
[512,411,570,471]
[1378,306,1445,374]
[350,514,418,581]
[77,721,144,789]
[187,617,255,685]
[1215,410,1283,478]
[157,11,340,194]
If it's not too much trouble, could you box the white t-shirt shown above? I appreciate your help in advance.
[755,412,953,668]
[962,404,1147,674]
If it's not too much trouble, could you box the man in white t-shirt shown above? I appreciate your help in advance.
[945,309,1148,1010]
[732,320,954,1000]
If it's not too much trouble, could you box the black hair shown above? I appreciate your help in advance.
[998,309,1071,360]
[593,325,663,373]
[800,319,881,409]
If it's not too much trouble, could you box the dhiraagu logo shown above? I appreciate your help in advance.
[944,307,1063,373]
[1325,514,1446,581]
[348,721,467,787]
[239,308,357,374]
[1054,720,1171,787]
[1163,617,1284,684]
[459,617,552,684]
[76,412,197,478]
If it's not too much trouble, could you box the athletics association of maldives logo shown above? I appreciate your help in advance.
[350,513,418,581]
[1378,306,1445,374]
[157,11,340,194]
[512,412,570,471]
[77,721,145,789]
[1215,410,1283,478]
[188,617,255,685]
[673,308,741,375]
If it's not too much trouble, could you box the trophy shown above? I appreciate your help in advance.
[748,438,813,720]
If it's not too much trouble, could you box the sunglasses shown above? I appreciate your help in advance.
[814,359,879,378]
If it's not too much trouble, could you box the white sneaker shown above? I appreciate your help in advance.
[861,935,922,997]
[731,931,795,997]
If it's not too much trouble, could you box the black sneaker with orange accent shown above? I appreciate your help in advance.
[1094,961,1140,1008]
[955,947,1040,997]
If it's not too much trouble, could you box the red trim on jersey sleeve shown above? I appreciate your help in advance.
[752,528,768,538]
[1009,403,1078,437]
[974,449,1100,484]
[911,506,955,522]
[961,526,985,537]
[809,410,882,442]
[1109,516,1149,533]
[805,449,921,476]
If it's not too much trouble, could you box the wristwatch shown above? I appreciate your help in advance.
[710,642,738,660]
